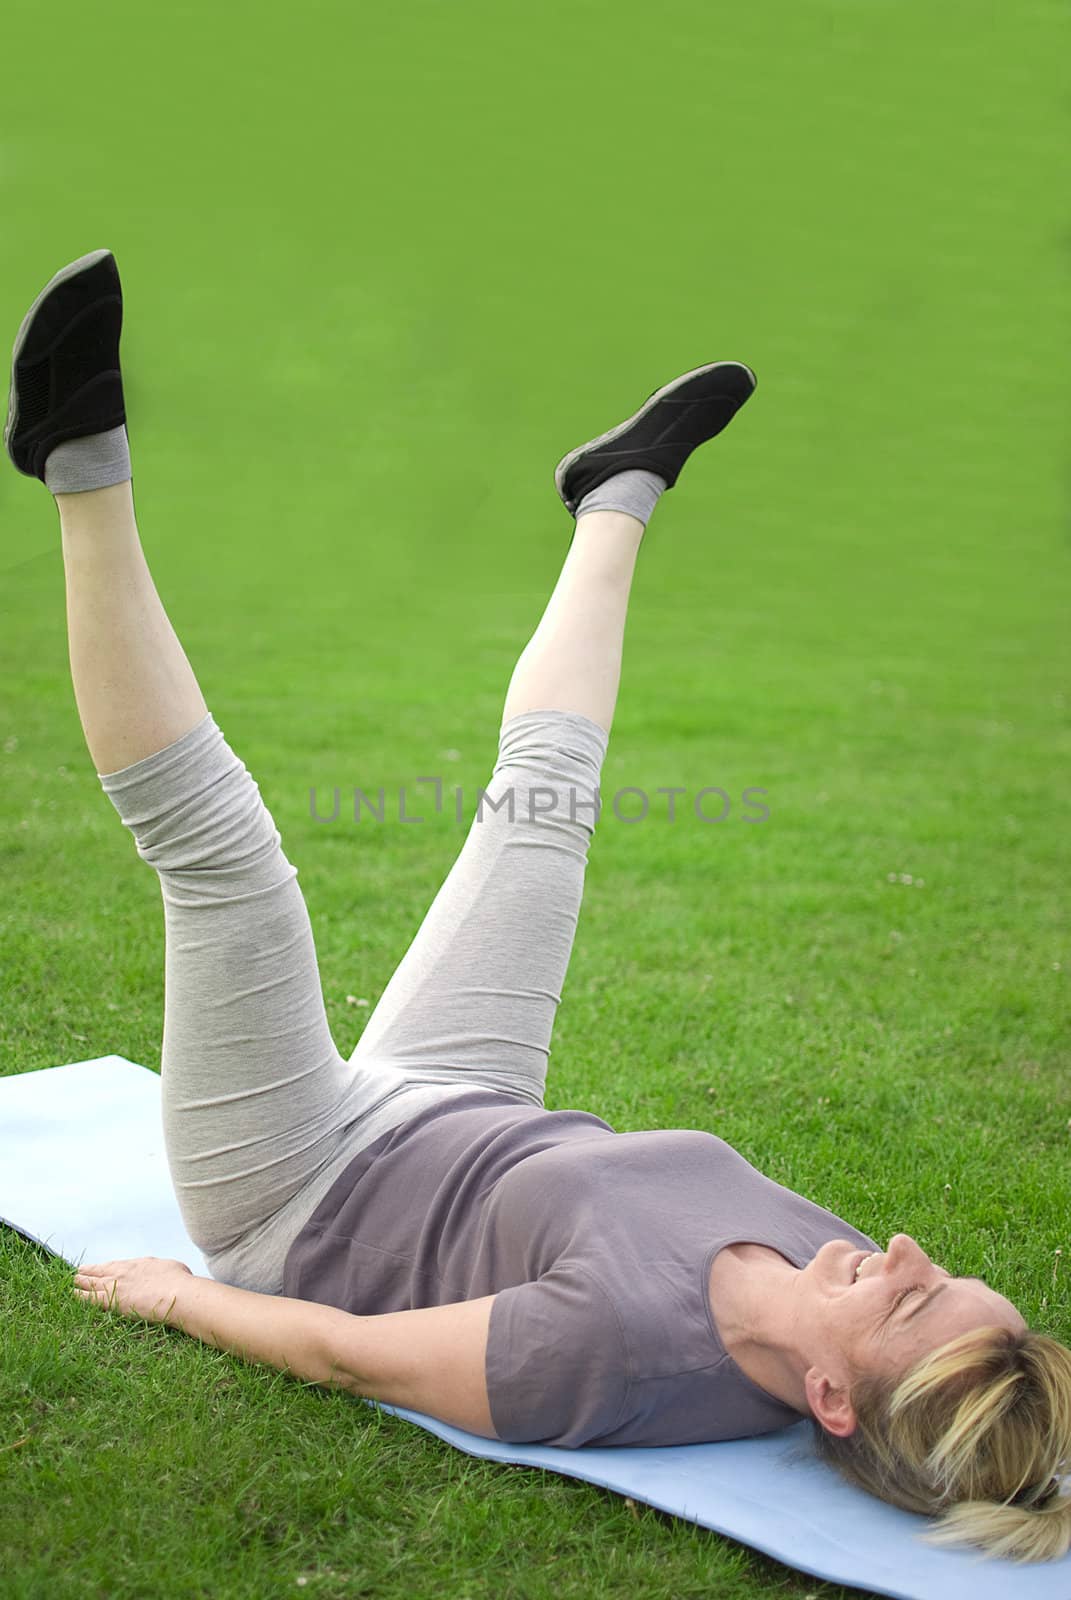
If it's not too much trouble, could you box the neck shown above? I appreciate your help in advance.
[711,1248,812,1416]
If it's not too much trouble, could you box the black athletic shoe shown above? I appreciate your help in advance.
[4,249,126,483]
[554,360,757,517]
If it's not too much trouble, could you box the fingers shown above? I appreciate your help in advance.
[76,1259,165,1274]
[72,1264,121,1298]
[69,1259,190,1323]
[73,1271,116,1288]
[72,1283,113,1307]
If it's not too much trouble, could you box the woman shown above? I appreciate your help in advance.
[7,251,1071,1565]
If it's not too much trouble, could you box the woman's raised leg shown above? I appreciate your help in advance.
[349,506,648,1106]
[349,352,761,1104]
[56,479,208,772]
[54,480,395,1265]
[500,509,645,734]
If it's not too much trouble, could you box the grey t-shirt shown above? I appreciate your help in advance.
[282,1089,879,1448]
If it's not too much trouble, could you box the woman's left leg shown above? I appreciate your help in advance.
[344,508,646,1105]
[500,507,645,731]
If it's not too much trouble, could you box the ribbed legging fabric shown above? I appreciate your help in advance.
[98,706,609,1294]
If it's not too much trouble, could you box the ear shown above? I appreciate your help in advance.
[804,1367,858,1438]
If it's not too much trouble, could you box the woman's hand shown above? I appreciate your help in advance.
[71,1257,195,1324]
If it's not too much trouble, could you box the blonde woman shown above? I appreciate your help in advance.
[7,251,1070,1565]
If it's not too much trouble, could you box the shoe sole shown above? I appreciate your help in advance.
[553,360,757,510]
[3,248,115,465]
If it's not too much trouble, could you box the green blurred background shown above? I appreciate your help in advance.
[1,2,1069,1597]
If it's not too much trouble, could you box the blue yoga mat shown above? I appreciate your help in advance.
[2,1055,1068,1600]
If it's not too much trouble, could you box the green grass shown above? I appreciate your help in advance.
[1,0,1070,1595]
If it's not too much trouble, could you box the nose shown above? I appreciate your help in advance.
[886,1233,933,1274]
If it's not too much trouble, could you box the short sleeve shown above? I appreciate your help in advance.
[484,1264,630,1447]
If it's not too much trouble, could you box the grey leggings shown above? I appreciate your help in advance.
[98,707,609,1295]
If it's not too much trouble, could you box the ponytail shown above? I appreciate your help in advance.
[811,1327,1071,1563]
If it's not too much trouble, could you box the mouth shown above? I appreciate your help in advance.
[851,1250,881,1284]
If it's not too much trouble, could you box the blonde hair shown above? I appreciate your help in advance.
[812,1326,1071,1563]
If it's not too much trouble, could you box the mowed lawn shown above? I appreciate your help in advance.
[1,2,1069,1596]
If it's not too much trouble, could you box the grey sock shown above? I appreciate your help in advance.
[574,467,667,528]
[43,425,132,495]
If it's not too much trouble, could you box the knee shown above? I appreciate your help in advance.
[99,717,286,876]
[489,713,606,839]
[124,765,290,887]
[493,708,608,789]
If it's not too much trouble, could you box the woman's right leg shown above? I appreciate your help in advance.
[55,479,208,774]
[55,480,456,1284]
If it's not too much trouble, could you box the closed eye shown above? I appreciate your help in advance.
[886,1283,925,1322]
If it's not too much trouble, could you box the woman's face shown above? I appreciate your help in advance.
[799,1233,1027,1433]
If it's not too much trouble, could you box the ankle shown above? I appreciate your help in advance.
[573,467,667,528]
[56,480,139,553]
[570,509,646,561]
[54,479,134,511]
[44,424,132,496]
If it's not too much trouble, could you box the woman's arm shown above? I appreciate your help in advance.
[73,1257,500,1438]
